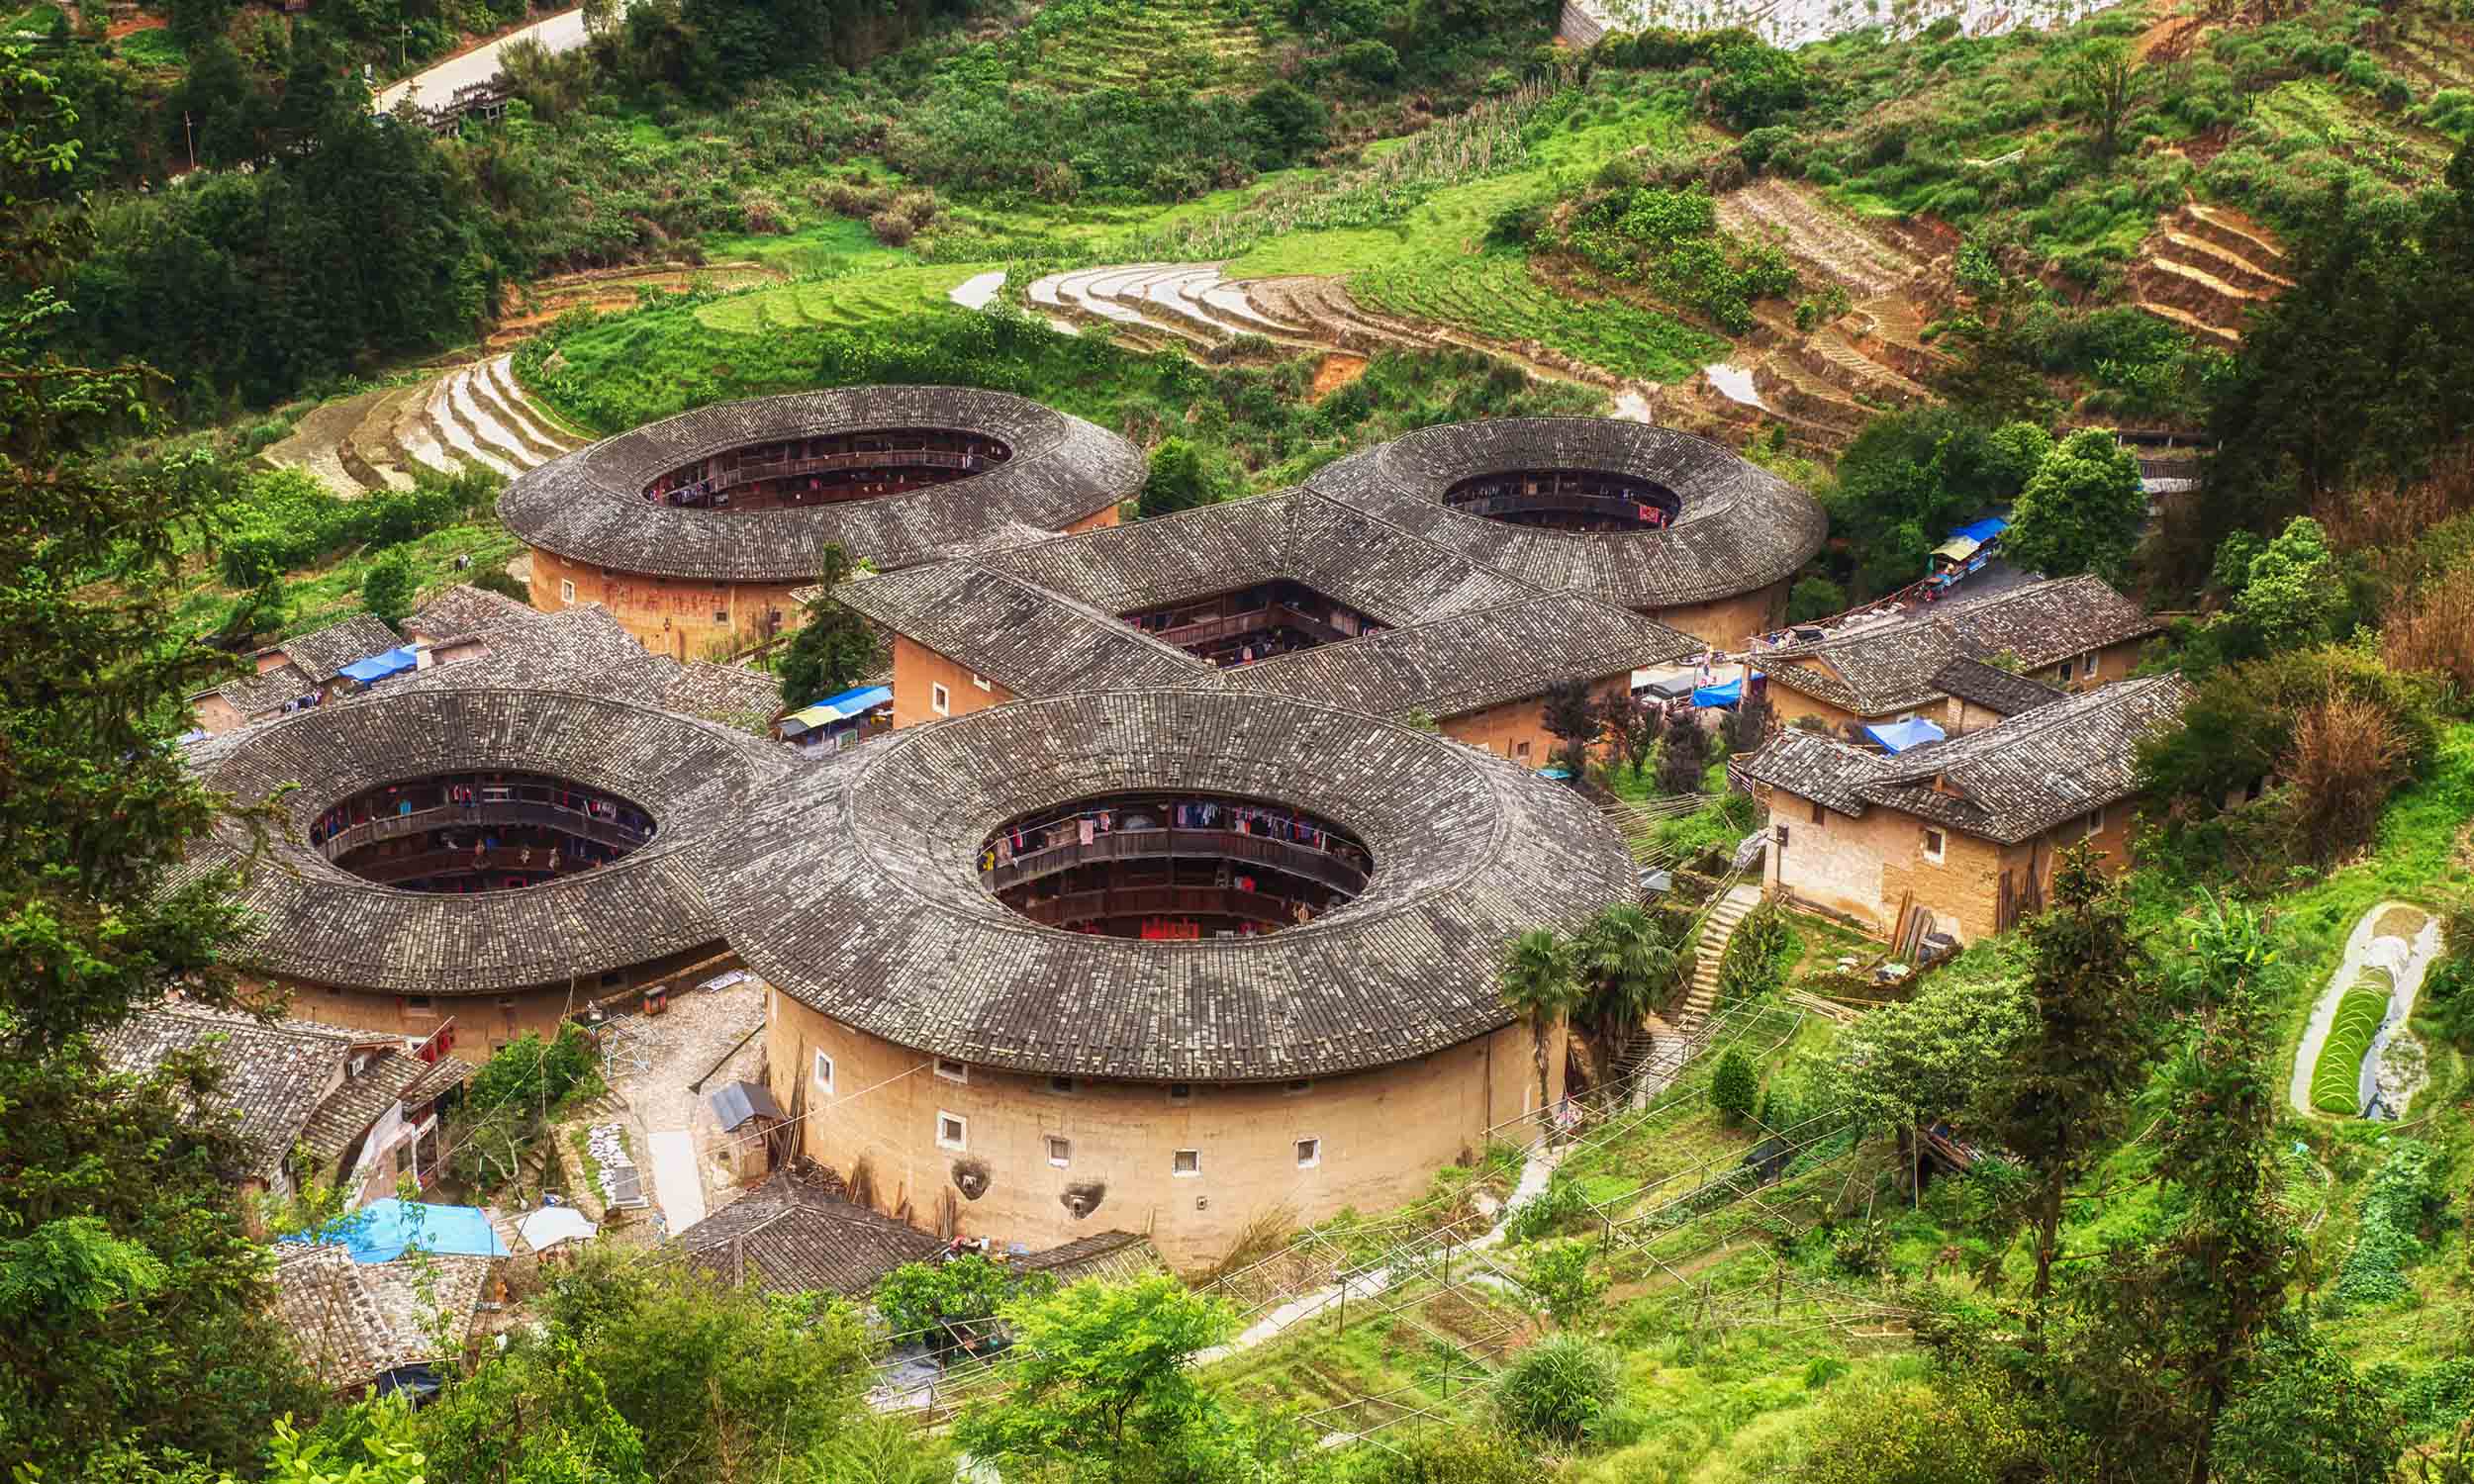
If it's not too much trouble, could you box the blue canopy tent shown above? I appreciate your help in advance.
[283,1199,511,1264]
[1692,677,1744,708]
[780,684,894,737]
[336,646,419,685]
[1949,516,2009,546]
[1863,717,1947,754]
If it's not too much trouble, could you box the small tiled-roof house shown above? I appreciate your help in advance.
[188,614,406,736]
[1735,677,2190,947]
[102,1004,469,1206]
[1760,576,2163,739]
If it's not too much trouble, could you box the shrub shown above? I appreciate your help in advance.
[358,552,417,629]
[2284,695,2417,862]
[1710,1048,1758,1125]
[1789,1374,2046,1483]
[2307,974,2393,1115]
[2329,1141,2450,1310]
[1347,1424,1531,1484]
[1491,1334,1622,1442]
[2383,575,2474,698]
[866,210,915,247]
[1504,1170,1592,1244]
[1717,900,1790,1005]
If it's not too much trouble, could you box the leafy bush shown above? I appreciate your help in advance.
[2307,974,2392,1115]
[873,1253,1055,1341]
[2329,1140,2450,1310]
[1503,1170,1591,1244]
[1491,1334,1622,1441]
[1710,1047,1758,1125]
[1346,1424,1533,1484]
[216,465,502,588]
[1717,899,1791,1006]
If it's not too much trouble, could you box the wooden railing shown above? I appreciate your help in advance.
[984,827,1369,897]
[1447,491,1665,525]
[319,801,651,862]
[1151,603,1355,653]
[1017,885,1298,930]
[341,846,578,886]
[651,447,1001,503]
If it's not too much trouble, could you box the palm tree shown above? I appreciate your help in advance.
[1499,928,1581,1129]
[1573,904,1680,1090]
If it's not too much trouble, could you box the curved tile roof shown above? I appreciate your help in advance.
[180,689,803,995]
[1304,419,1827,609]
[498,387,1146,583]
[707,691,1632,1082]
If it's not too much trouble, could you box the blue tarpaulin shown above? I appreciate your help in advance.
[1949,516,2009,545]
[283,1199,510,1263]
[783,684,894,734]
[337,647,418,684]
[1864,718,1947,754]
[1693,678,1744,707]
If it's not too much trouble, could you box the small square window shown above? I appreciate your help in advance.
[1048,1075,1076,1095]
[559,579,576,604]
[937,1112,968,1151]
[2057,659,2077,684]
[1922,828,1947,863]
[935,1058,969,1084]
[812,1052,834,1094]
[1809,800,1824,825]
[2082,807,2104,840]
[1173,1149,1200,1176]
[931,683,951,716]
[1285,1078,1311,1095]
[1167,1082,1194,1104]
[405,995,432,1010]
[970,672,992,692]
[1045,1136,1072,1166]
[1295,1138,1321,1167]
[712,609,728,624]
[1514,740,1532,760]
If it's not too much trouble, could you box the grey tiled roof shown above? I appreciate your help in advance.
[1304,420,1827,608]
[1760,577,2160,717]
[499,387,1145,583]
[1929,657,2066,718]
[177,688,802,995]
[402,584,552,644]
[1942,574,2164,661]
[706,690,1633,1080]
[298,1049,428,1166]
[217,661,319,719]
[1015,1231,1162,1284]
[676,1170,943,1297]
[1227,593,1697,721]
[980,489,1541,623]
[281,615,406,684]
[1738,676,2191,844]
[274,1246,494,1389]
[102,1006,362,1177]
[836,563,1215,697]
[386,605,783,719]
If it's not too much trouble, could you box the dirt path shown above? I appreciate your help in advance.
[599,974,768,1235]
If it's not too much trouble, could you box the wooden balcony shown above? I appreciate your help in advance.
[338,846,573,887]
[1017,884,1300,931]
[984,827,1369,898]
[319,801,650,863]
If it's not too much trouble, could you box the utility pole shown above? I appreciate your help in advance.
[183,111,195,172]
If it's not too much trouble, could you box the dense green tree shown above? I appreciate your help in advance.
[1823,406,2046,600]
[1598,691,1663,777]
[1655,714,1709,794]
[1513,1241,1605,1330]
[1710,1047,1758,1125]
[1833,968,2033,1202]
[1137,436,1223,519]
[2003,428,2145,583]
[777,544,883,710]
[359,549,418,628]
[1247,81,1330,168]
[2065,40,2141,159]
[2233,516,2349,652]
[1572,903,1683,1085]
[1539,678,1599,779]
[1970,846,2161,1333]
[954,1275,1243,1482]
[2054,896,2300,1484]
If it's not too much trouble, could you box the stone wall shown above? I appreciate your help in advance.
[767,993,1562,1271]
[529,547,809,659]
[1646,578,1788,651]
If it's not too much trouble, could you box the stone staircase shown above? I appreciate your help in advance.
[2132,202,2292,351]
[1678,883,1764,1029]
[263,353,586,499]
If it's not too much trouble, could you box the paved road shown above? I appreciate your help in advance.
[374,6,591,113]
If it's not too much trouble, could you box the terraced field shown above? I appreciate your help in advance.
[1013,0,1292,94]
[694,265,997,333]
[1566,0,2111,47]
[1352,251,1726,384]
[259,354,583,500]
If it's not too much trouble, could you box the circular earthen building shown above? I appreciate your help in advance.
[499,386,1146,659]
[707,689,1634,1268]
[1305,418,1827,648]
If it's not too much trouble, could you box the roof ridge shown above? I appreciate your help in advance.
[1875,675,2178,779]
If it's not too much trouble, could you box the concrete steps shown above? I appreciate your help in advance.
[1678,884,1763,1030]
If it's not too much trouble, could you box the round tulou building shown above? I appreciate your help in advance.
[187,688,799,1051]
[498,386,1147,659]
[1306,418,1828,649]
[705,690,1634,1269]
